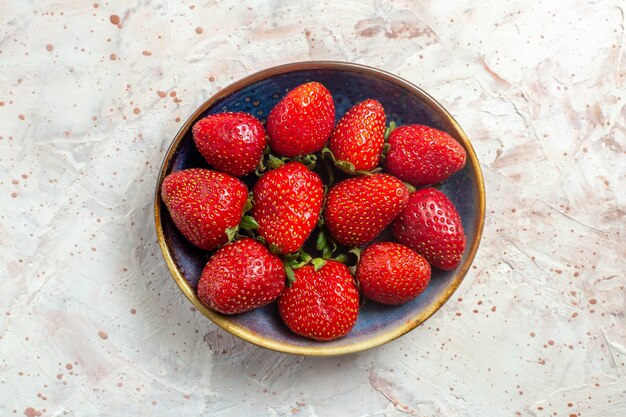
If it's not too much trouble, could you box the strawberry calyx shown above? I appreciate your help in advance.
[315,229,353,267]
[316,230,337,260]
[282,249,327,287]
[321,147,381,176]
[225,193,259,242]
[384,121,397,141]
[380,121,397,163]
[255,152,317,177]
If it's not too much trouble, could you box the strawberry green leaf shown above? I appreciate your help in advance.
[285,265,296,286]
[255,152,269,177]
[225,226,238,242]
[311,258,326,271]
[269,243,281,255]
[316,231,328,251]
[322,146,380,176]
[336,159,357,173]
[299,251,313,263]
[322,246,333,260]
[239,215,259,230]
[289,261,307,270]
[285,259,305,268]
[256,235,266,245]
[242,193,254,213]
[283,252,300,262]
[333,253,348,263]
[380,142,392,162]
[292,154,317,170]
[384,121,397,141]
[268,154,285,170]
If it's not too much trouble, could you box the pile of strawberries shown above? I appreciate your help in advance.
[161,81,467,341]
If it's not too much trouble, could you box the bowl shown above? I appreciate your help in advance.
[154,61,485,356]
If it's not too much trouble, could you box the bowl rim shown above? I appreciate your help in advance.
[154,60,486,356]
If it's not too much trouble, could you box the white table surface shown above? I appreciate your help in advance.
[1,0,625,416]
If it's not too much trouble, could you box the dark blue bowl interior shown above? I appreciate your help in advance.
[160,67,480,349]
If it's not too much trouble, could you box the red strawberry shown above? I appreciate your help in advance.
[385,124,466,186]
[392,188,466,270]
[161,169,248,251]
[267,82,335,157]
[356,242,431,305]
[329,99,386,171]
[278,260,359,341]
[324,174,409,247]
[197,238,285,314]
[251,162,323,254]
[192,112,266,177]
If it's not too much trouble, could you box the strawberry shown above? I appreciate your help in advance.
[324,174,409,247]
[356,242,431,305]
[385,124,466,186]
[278,260,359,341]
[161,169,248,251]
[197,238,285,314]
[329,99,386,171]
[392,188,466,270]
[192,112,266,177]
[251,162,323,254]
[267,82,335,157]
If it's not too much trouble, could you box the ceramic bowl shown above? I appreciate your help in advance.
[154,61,485,356]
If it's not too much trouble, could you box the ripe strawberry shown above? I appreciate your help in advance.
[278,261,359,341]
[324,174,409,247]
[251,162,323,254]
[192,112,266,177]
[392,188,466,270]
[267,82,335,157]
[356,242,431,305]
[329,99,386,171]
[197,238,285,314]
[385,124,466,186]
[161,169,248,251]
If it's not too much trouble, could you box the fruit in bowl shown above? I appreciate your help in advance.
[155,62,485,355]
